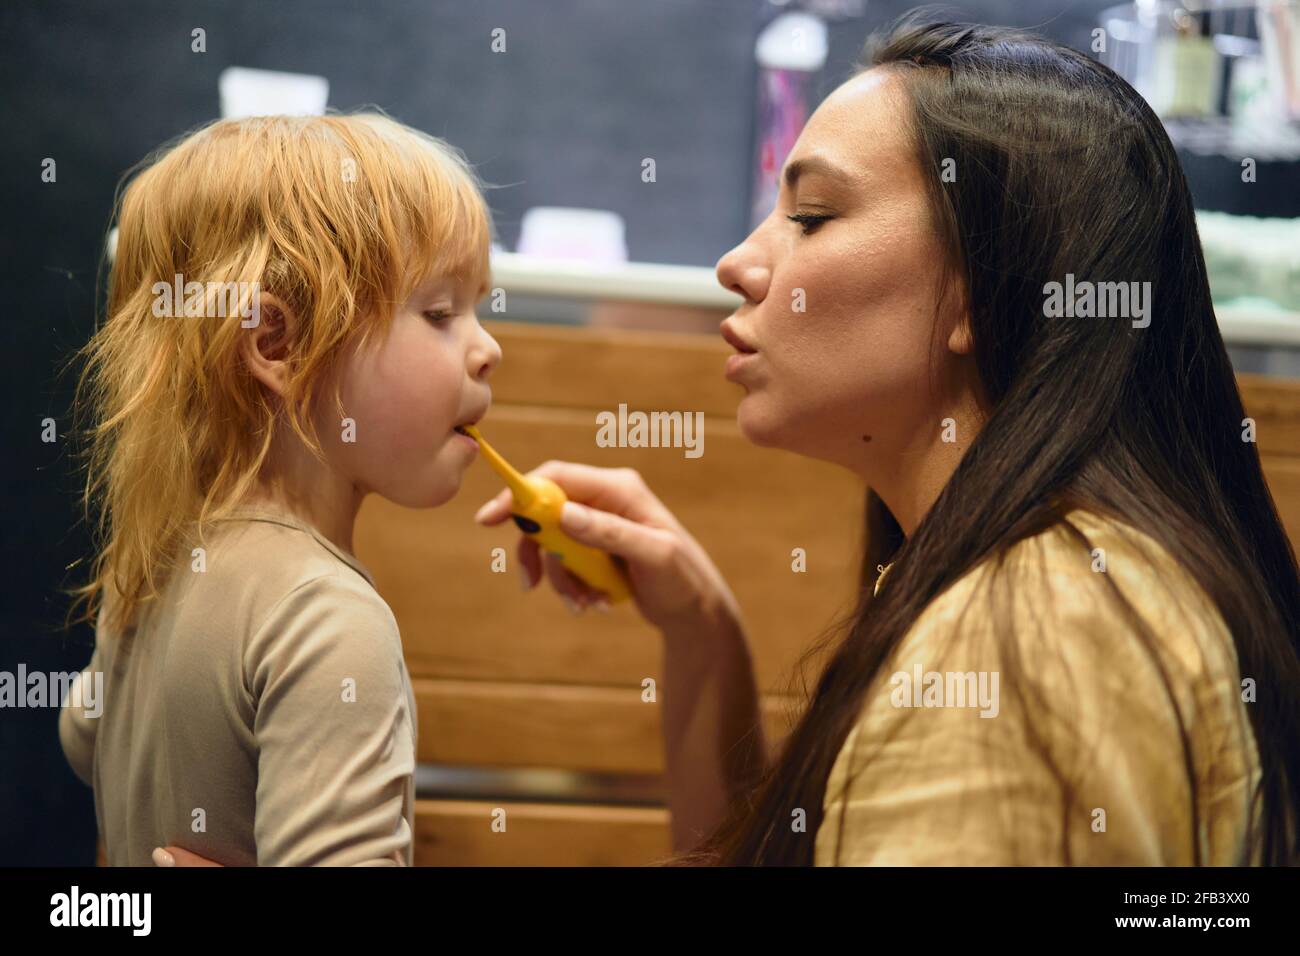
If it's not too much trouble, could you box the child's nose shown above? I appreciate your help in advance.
[472,329,502,380]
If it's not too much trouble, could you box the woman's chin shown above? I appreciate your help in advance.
[736,399,791,450]
[737,401,844,464]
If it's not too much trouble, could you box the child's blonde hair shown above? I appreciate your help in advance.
[73,112,492,633]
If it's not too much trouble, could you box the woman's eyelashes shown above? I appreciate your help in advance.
[787,212,834,235]
[423,308,453,324]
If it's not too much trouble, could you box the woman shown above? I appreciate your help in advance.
[161,16,1300,867]
[476,16,1300,866]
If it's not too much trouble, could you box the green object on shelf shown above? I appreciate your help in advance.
[1197,210,1300,313]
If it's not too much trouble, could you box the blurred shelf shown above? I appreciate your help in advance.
[493,251,1300,348]
[491,250,742,309]
[1216,300,1300,346]
[1167,116,1300,161]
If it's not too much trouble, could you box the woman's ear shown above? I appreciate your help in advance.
[947,311,975,356]
[241,294,297,397]
[945,282,975,356]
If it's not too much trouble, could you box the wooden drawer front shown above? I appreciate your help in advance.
[413,799,672,866]
[355,325,1300,783]
[411,677,800,773]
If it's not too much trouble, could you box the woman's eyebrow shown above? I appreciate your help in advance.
[783,156,852,189]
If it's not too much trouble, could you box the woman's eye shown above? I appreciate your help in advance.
[423,309,452,324]
[787,212,833,235]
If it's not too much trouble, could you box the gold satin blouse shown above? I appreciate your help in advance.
[814,509,1262,865]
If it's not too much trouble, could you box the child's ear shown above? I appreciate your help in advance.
[241,294,297,397]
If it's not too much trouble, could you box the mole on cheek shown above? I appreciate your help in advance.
[862,435,872,443]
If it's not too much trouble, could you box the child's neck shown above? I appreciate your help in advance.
[246,430,365,558]
[247,483,362,557]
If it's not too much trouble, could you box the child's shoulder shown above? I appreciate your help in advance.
[188,510,398,645]
[193,512,349,574]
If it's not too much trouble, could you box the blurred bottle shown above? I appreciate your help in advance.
[1151,7,1219,117]
[749,10,828,230]
[1259,0,1300,121]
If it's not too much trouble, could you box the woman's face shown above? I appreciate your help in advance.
[716,68,980,488]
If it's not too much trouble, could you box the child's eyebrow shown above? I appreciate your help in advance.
[454,276,490,300]
[411,274,490,303]
[411,275,454,298]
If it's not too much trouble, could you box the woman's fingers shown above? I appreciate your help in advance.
[530,461,662,522]
[154,845,223,867]
[474,488,514,525]
[472,461,684,618]
[473,461,669,587]
[473,462,664,527]
[517,534,541,589]
[468,460,737,634]
[558,500,674,568]
[542,551,597,611]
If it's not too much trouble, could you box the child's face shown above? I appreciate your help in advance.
[321,274,500,508]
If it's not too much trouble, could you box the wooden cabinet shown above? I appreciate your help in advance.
[351,320,1300,866]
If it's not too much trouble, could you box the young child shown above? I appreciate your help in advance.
[59,112,500,865]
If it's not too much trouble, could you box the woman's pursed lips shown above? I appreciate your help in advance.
[720,319,758,353]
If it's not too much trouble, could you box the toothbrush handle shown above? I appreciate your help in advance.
[513,513,633,602]
[511,477,632,602]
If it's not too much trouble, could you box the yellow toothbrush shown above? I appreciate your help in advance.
[458,424,632,603]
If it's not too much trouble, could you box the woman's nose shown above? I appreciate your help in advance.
[715,243,771,304]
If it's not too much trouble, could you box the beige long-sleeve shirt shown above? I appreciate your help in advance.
[59,507,417,866]
[815,508,1264,865]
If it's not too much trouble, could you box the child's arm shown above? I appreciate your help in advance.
[152,845,403,866]
[58,642,103,787]
[242,573,416,866]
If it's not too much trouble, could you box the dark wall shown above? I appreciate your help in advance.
[5,0,766,266]
[0,0,769,866]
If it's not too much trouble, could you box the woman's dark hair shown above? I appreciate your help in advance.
[675,14,1300,865]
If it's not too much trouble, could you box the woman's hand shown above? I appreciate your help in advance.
[152,846,223,866]
[474,461,744,638]
[475,461,764,850]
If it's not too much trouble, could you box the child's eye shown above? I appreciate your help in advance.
[787,213,833,235]
[423,309,452,324]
